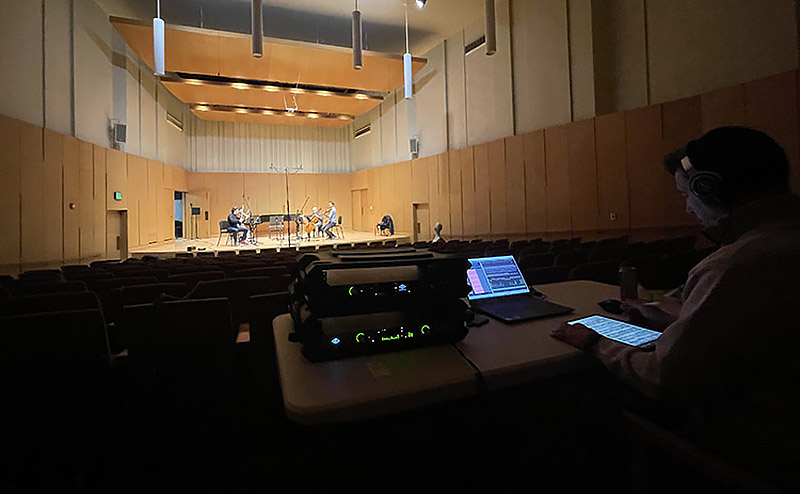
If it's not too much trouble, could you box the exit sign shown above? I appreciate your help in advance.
[113,191,123,201]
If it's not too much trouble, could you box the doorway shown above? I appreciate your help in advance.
[106,210,128,260]
[413,203,431,242]
[174,191,184,239]
[351,188,368,231]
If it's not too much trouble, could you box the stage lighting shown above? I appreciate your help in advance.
[153,0,165,76]
[353,0,363,69]
[252,0,263,58]
[415,0,427,8]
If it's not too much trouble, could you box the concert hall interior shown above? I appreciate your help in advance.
[1,0,800,492]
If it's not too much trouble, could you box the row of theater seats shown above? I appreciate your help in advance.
[417,235,715,291]
[0,252,300,485]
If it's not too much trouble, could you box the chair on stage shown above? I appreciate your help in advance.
[268,215,285,240]
[217,220,236,246]
[333,216,345,239]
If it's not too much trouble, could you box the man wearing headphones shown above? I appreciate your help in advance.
[552,126,800,488]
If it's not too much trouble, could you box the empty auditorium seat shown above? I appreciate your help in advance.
[553,250,591,268]
[166,271,226,291]
[589,244,625,262]
[19,269,64,281]
[12,280,88,296]
[518,253,556,270]
[186,277,273,324]
[522,266,571,285]
[119,283,187,306]
[567,260,621,285]
[1,291,102,316]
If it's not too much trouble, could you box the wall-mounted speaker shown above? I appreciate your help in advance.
[410,137,420,158]
[113,122,127,144]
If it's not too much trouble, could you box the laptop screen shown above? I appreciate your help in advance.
[467,255,530,300]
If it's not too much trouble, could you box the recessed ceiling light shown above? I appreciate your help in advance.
[354,93,369,100]
[263,86,279,92]
[284,112,295,117]
[232,83,250,90]
[307,113,319,119]
[196,106,210,112]
[235,108,248,114]
[415,0,427,8]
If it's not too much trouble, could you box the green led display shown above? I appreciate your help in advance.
[348,286,355,296]
[356,332,366,343]
[420,324,430,334]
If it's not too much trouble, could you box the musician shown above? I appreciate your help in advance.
[377,214,394,236]
[307,206,324,239]
[227,207,248,244]
[321,201,338,240]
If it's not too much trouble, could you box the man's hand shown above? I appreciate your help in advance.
[620,301,677,332]
[551,322,599,350]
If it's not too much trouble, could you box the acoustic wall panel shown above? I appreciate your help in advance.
[487,139,507,234]
[745,71,800,194]
[63,136,81,261]
[522,131,547,234]
[544,126,571,232]
[594,112,630,230]
[566,119,599,232]
[447,150,463,237]
[504,135,527,235]
[661,96,702,227]
[625,105,663,228]
[0,115,21,266]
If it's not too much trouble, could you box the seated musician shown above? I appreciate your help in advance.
[227,207,248,244]
[377,215,394,236]
[307,206,324,239]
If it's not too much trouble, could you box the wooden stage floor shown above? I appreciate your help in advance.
[129,229,411,256]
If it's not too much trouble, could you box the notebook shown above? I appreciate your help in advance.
[467,255,574,323]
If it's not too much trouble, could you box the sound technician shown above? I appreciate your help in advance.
[551,126,800,487]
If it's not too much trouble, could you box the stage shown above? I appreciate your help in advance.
[129,229,411,257]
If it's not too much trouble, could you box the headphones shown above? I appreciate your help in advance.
[681,155,723,200]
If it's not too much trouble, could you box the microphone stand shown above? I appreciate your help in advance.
[269,163,303,249]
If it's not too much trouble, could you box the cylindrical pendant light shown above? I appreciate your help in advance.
[485,0,496,56]
[352,0,363,69]
[403,3,412,99]
[153,0,165,76]
[252,0,263,58]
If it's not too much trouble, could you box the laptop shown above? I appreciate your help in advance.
[467,255,574,323]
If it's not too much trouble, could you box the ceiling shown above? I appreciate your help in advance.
[99,0,485,54]
[104,1,484,128]
[111,16,427,127]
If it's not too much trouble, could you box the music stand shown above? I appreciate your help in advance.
[190,205,201,240]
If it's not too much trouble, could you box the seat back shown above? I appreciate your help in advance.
[13,280,88,296]
[2,291,101,316]
[119,283,187,306]
[219,220,231,231]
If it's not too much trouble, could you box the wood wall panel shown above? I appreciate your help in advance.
[566,119,598,232]
[522,131,547,234]
[625,105,663,228]
[745,71,800,194]
[701,84,746,132]
[20,123,46,264]
[459,149,475,236]
[126,155,147,247]
[594,113,630,230]
[43,131,64,263]
[410,158,429,205]
[328,174,351,229]
[243,173,270,216]
[427,156,446,235]
[63,137,81,261]
[394,161,412,233]
[106,149,127,211]
[77,141,97,259]
[447,150,463,237]
[436,153,453,235]
[92,146,107,256]
[661,96,702,226]
[487,139,507,234]
[146,160,162,243]
[0,115,21,266]
[544,126,571,232]
[504,135,526,234]
[472,144,491,235]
